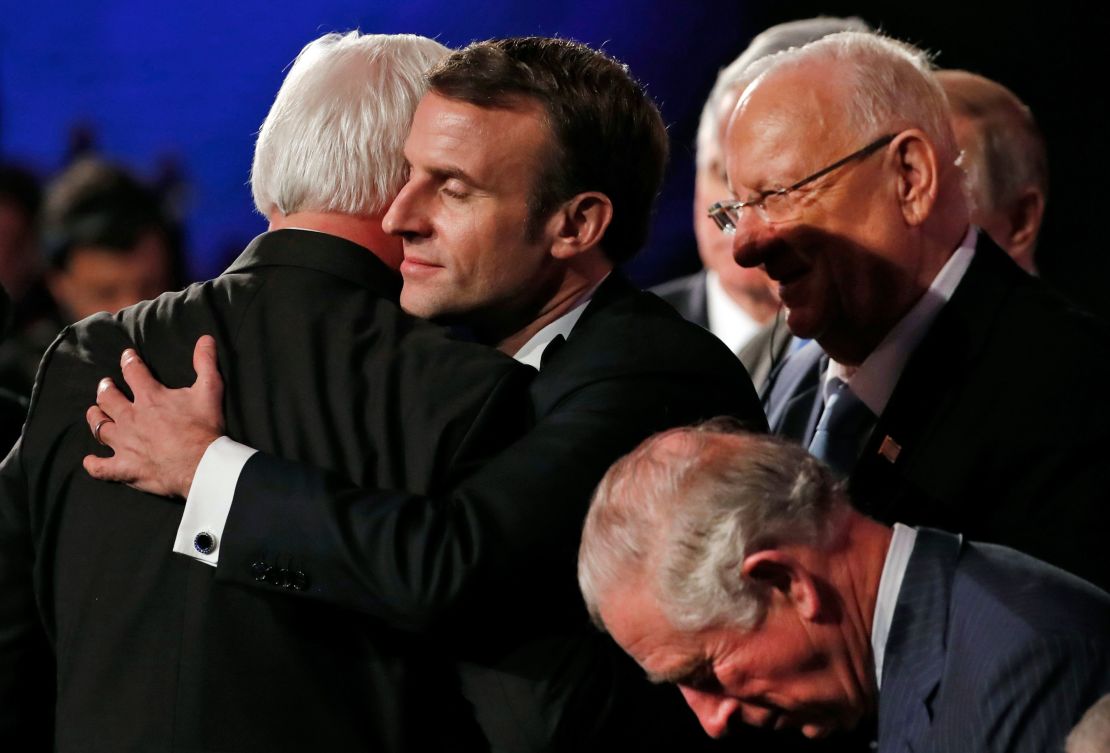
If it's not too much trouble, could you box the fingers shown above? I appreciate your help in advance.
[96,376,132,420]
[86,404,117,447]
[83,453,131,483]
[192,335,224,400]
[120,348,160,398]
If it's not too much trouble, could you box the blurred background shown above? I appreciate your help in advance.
[1,0,1103,315]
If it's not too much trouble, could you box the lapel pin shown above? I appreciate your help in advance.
[878,435,901,463]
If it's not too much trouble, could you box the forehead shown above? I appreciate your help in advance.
[599,583,710,684]
[406,92,551,185]
[724,65,851,189]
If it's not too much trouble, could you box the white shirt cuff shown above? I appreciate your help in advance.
[172,436,259,566]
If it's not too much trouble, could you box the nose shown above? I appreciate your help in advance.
[679,686,742,739]
[730,213,778,270]
[382,178,429,240]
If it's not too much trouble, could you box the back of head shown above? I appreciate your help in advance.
[42,158,173,271]
[696,17,872,169]
[936,69,1047,260]
[579,423,844,633]
[1067,694,1110,753]
[428,37,668,264]
[251,32,449,219]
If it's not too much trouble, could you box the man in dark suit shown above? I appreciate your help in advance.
[0,32,536,752]
[720,32,1110,587]
[580,424,1110,753]
[85,38,765,752]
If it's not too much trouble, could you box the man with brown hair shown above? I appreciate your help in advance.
[87,37,763,752]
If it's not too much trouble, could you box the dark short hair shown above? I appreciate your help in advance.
[428,37,669,264]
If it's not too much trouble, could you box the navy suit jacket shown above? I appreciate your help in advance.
[879,528,1110,753]
[763,236,1110,588]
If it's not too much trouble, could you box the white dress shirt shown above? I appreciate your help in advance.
[871,522,918,689]
[173,287,600,565]
[704,270,763,355]
[825,227,977,417]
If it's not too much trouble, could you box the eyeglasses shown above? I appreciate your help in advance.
[707,133,896,233]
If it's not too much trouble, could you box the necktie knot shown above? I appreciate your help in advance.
[809,378,874,476]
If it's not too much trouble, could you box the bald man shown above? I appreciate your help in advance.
[937,69,1048,274]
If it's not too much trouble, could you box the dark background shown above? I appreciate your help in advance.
[2,1,1104,317]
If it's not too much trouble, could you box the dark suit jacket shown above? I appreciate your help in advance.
[0,229,531,752]
[764,237,1110,588]
[209,274,768,752]
[879,528,1110,753]
[652,270,791,390]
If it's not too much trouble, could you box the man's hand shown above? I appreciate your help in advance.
[83,336,225,499]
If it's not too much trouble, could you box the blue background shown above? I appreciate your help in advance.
[2,1,1104,314]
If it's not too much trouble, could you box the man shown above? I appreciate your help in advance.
[728,32,1110,586]
[579,424,1110,752]
[0,32,535,752]
[654,16,870,389]
[937,69,1048,274]
[86,38,764,752]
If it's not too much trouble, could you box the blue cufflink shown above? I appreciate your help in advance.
[193,531,217,555]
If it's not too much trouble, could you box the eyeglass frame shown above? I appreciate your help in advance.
[707,132,897,233]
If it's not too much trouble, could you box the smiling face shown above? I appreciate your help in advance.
[384,92,564,339]
[600,580,868,741]
[724,64,933,364]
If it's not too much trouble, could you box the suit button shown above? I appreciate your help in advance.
[250,561,272,581]
[290,570,308,591]
[193,531,217,555]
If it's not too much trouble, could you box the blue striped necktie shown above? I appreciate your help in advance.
[808,378,874,476]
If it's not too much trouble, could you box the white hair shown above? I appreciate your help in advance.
[578,423,846,633]
[746,31,957,166]
[250,31,449,218]
[695,17,872,170]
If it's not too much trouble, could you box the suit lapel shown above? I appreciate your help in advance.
[878,528,961,753]
[764,340,826,443]
[852,236,1021,517]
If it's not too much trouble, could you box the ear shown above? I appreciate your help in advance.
[889,130,940,227]
[546,191,613,260]
[1002,187,1045,271]
[740,549,821,621]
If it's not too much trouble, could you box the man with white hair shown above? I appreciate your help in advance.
[579,424,1110,752]
[0,32,531,751]
[738,32,1110,587]
[937,69,1048,275]
[655,16,870,389]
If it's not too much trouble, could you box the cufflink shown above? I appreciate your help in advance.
[193,531,218,555]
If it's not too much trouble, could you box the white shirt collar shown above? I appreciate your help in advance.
[871,522,918,689]
[826,227,977,415]
[512,274,609,370]
[704,270,763,354]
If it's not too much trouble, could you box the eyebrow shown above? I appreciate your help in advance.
[425,165,483,189]
[647,656,714,687]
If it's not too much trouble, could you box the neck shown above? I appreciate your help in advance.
[492,252,612,356]
[268,211,403,270]
[828,509,894,717]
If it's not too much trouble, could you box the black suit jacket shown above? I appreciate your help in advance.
[652,270,791,390]
[879,529,1110,753]
[0,229,531,752]
[764,236,1110,588]
[209,274,768,751]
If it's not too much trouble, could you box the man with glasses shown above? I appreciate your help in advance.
[717,31,1109,589]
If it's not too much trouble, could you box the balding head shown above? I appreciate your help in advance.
[937,70,1047,274]
[723,32,970,364]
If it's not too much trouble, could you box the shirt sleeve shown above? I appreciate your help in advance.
[173,436,258,566]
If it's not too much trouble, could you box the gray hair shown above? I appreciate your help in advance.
[936,69,1048,218]
[744,32,958,170]
[578,423,846,633]
[695,17,872,170]
[250,32,449,218]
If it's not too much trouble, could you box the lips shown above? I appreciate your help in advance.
[399,256,443,277]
